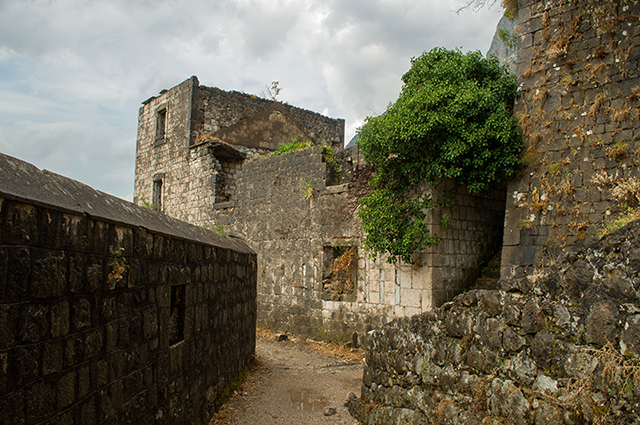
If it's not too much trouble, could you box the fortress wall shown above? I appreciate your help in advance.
[213,146,506,344]
[502,0,640,278]
[0,153,257,425]
[195,85,345,150]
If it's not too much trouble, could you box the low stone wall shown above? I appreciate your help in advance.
[0,153,257,424]
[350,220,640,424]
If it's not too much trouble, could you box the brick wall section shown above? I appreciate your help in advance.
[0,153,257,425]
[502,0,640,278]
[213,147,506,343]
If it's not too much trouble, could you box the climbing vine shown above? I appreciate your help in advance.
[358,48,522,263]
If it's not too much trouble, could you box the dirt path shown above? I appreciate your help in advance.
[209,332,363,425]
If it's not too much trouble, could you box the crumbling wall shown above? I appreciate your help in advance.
[134,76,345,227]
[194,85,345,151]
[350,220,640,424]
[134,77,219,225]
[213,146,506,344]
[0,153,257,425]
[502,0,640,278]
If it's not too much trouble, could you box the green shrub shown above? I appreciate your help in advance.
[358,48,522,263]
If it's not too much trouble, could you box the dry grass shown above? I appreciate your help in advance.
[613,105,632,122]
[630,87,640,103]
[589,93,608,118]
[257,328,366,363]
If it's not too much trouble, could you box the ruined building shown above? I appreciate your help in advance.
[134,76,507,342]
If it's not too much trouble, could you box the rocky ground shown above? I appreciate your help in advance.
[209,330,364,424]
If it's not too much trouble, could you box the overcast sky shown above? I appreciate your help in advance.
[0,0,503,201]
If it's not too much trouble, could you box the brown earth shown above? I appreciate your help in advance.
[209,330,364,425]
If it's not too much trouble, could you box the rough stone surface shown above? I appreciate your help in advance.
[501,0,640,278]
[134,78,508,344]
[0,153,257,425]
[350,219,640,424]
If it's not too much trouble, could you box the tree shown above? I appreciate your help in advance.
[358,47,522,264]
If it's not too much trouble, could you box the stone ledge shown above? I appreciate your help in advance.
[213,201,237,210]
[320,183,349,195]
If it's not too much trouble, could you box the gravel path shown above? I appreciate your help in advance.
[209,334,363,425]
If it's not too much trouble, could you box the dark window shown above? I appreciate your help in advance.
[169,284,185,345]
[152,179,163,211]
[155,108,167,144]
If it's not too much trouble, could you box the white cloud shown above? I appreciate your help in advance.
[0,0,503,197]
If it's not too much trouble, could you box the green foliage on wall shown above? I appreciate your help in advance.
[358,48,522,263]
[270,138,311,157]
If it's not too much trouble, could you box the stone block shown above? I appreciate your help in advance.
[6,247,31,302]
[31,249,67,299]
[400,288,422,309]
[26,378,56,421]
[3,202,39,246]
[0,304,19,348]
[56,372,76,410]
[21,303,50,343]
[51,300,69,338]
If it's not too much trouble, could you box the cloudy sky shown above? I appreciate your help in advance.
[0,0,503,201]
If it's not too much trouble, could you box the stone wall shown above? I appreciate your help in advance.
[134,76,345,228]
[502,0,640,278]
[134,76,507,345]
[213,146,506,344]
[195,85,345,151]
[350,219,640,424]
[0,153,257,425]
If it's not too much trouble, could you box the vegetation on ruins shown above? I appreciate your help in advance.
[270,138,343,182]
[322,246,356,301]
[270,138,312,156]
[358,48,522,263]
[138,195,156,210]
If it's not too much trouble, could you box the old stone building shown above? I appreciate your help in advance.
[134,76,507,343]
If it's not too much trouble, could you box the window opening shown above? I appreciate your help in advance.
[322,246,357,301]
[155,108,167,144]
[152,179,163,211]
[169,284,185,345]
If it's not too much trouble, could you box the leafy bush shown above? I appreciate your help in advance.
[358,48,522,263]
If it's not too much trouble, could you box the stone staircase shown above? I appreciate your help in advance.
[473,251,502,290]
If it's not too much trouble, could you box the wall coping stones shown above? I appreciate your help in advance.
[0,152,254,254]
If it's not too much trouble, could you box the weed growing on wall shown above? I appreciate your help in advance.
[269,138,311,157]
[358,48,522,263]
[321,145,343,182]
[138,195,156,210]
[301,178,313,199]
[108,248,129,284]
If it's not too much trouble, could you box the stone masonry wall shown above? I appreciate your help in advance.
[0,153,257,425]
[350,220,640,424]
[213,146,506,344]
[194,85,345,151]
[134,76,345,228]
[502,0,640,278]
